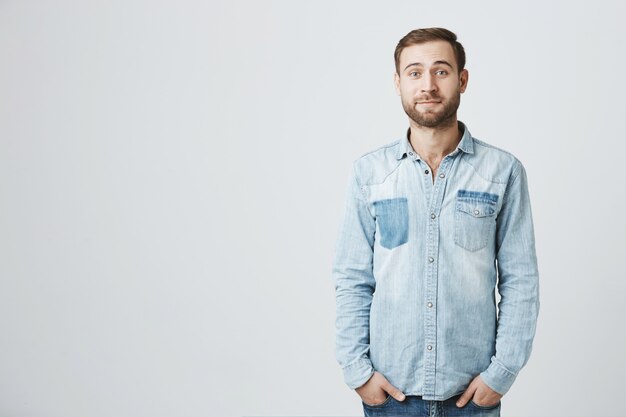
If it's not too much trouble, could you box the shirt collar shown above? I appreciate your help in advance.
[395,120,475,160]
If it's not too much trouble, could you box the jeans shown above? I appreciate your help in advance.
[362,394,501,417]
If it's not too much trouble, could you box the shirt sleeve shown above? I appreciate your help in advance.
[479,160,541,395]
[333,162,377,389]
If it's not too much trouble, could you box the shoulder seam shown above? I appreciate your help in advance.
[472,138,521,163]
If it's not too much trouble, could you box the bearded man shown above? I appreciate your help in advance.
[333,27,540,417]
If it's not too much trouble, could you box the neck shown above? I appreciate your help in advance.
[408,117,462,162]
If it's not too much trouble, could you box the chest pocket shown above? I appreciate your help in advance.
[373,197,409,250]
[454,191,498,252]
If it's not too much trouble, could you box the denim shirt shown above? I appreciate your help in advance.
[333,121,539,400]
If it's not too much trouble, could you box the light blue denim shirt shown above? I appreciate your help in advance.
[333,121,539,400]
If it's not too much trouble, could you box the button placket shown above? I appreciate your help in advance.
[422,157,455,398]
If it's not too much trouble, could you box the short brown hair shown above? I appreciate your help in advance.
[394,27,466,75]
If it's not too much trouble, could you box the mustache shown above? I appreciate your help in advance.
[416,95,441,102]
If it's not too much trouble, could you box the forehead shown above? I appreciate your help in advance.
[398,40,456,69]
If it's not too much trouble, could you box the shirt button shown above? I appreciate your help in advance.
[424,169,429,174]
[428,256,434,263]
[439,173,445,178]
[427,302,433,308]
[427,345,433,351]
[474,209,480,215]
[430,213,436,219]
[409,151,414,155]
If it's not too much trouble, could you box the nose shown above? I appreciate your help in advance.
[420,73,437,93]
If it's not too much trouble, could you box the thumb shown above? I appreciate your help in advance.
[380,378,406,402]
[456,384,477,408]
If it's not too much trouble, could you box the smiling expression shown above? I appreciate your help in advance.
[394,40,468,128]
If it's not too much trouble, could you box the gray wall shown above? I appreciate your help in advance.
[1,1,624,416]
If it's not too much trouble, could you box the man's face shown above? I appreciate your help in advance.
[393,40,468,128]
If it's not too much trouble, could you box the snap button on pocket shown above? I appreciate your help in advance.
[373,197,409,250]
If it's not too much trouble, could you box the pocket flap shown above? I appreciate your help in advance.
[455,200,496,217]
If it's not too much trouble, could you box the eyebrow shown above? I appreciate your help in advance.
[403,60,454,72]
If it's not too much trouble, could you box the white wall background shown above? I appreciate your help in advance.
[1,1,625,416]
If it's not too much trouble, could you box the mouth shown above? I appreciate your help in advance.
[417,101,441,105]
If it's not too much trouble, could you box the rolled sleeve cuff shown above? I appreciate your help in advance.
[479,356,517,396]
[342,358,375,389]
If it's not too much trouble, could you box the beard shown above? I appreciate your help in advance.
[401,91,461,129]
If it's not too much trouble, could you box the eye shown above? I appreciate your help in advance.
[436,70,448,76]
[409,71,421,77]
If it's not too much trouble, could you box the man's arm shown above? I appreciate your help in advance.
[479,160,540,395]
[333,162,377,389]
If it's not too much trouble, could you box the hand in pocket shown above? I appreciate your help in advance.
[356,371,406,406]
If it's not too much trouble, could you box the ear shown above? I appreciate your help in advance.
[459,69,469,93]
[393,72,401,96]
